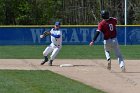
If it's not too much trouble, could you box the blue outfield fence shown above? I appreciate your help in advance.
[0,25,140,45]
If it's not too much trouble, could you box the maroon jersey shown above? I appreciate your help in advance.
[97,17,117,40]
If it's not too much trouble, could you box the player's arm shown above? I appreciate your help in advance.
[90,22,102,46]
[92,30,100,42]
[89,30,100,46]
[40,31,51,38]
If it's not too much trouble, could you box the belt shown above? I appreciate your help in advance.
[110,36,116,39]
[105,37,116,40]
[54,44,60,46]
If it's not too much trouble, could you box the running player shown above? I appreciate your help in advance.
[89,10,125,72]
[40,22,62,66]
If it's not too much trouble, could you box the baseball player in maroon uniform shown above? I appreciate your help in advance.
[89,10,125,72]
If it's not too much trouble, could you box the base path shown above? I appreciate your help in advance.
[0,59,140,93]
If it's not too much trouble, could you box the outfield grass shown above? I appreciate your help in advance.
[0,45,140,59]
[0,70,105,93]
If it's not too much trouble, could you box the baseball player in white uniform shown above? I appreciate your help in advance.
[40,22,62,66]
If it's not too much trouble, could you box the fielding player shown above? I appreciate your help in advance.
[89,10,125,72]
[40,22,62,66]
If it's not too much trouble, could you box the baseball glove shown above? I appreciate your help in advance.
[43,31,51,37]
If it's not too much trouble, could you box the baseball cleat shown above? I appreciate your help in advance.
[48,60,53,66]
[40,60,47,65]
[40,56,48,65]
[107,58,111,70]
[121,66,126,73]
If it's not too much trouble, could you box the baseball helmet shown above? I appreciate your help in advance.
[101,10,109,19]
[55,22,60,26]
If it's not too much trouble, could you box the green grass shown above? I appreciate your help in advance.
[0,45,140,59]
[0,70,105,93]
[0,45,139,93]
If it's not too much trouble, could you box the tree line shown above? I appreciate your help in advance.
[0,0,139,25]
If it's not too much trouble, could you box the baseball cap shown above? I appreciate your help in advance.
[55,22,60,26]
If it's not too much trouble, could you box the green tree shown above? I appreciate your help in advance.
[0,0,140,25]
[16,0,32,25]
[0,0,5,24]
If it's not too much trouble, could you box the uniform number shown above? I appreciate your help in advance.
[109,24,113,31]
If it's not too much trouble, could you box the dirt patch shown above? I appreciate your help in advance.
[0,59,140,93]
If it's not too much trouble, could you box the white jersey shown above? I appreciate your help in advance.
[50,28,62,46]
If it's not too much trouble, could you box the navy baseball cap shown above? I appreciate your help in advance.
[55,22,60,26]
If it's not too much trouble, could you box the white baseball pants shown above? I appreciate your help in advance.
[43,43,61,60]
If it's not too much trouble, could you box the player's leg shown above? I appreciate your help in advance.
[105,50,111,61]
[48,46,61,66]
[105,51,112,70]
[112,38,125,72]
[115,48,125,72]
[41,46,53,65]
[104,39,112,70]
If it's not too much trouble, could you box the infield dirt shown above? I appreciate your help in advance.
[0,59,140,93]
